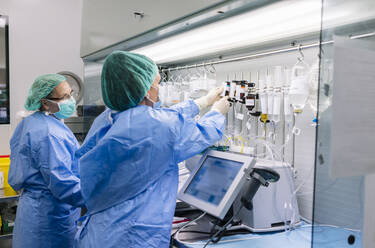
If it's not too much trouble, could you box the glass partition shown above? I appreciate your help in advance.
[313,0,375,247]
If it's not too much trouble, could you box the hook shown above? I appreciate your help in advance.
[194,64,199,77]
[298,44,305,61]
[176,68,183,84]
[209,63,216,74]
[203,62,209,73]
[183,65,190,82]
[167,68,173,83]
[161,70,167,83]
[202,62,216,75]
[196,64,205,77]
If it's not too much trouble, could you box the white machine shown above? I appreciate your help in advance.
[183,153,300,233]
[232,159,301,232]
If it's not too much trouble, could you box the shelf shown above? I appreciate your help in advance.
[0,195,19,203]
[0,234,12,240]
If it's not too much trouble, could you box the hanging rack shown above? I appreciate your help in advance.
[161,31,375,72]
[297,44,305,61]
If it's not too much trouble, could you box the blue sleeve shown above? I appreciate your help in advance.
[169,100,200,119]
[8,134,32,191]
[173,110,226,163]
[38,135,85,207]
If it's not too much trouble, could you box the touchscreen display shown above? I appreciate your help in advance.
[184,156,243,205]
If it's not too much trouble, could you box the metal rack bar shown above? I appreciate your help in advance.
[0,234,13,240]
[0,195,19,203]
[161,31,375,72]
[162,42,322,72]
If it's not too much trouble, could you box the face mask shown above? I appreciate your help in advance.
[145,96,162,109]
[54,97,76,119]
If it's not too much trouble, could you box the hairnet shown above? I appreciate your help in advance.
[24,74,66,111]
[101,51,158,111]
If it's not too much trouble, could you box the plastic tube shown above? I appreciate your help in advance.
[258,79,268,121]
[229,82,236,98]
[284,92,292,123]
[284,68,292,122]
[234,103,243,138]
[235,83,242,101]
[274,66,284,88]
[266,75,274,121]
[272,92,281,123]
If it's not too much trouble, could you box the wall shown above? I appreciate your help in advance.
[0,0,84,155]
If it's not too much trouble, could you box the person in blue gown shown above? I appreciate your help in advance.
[9,74,85,248]
[74,51,230,248]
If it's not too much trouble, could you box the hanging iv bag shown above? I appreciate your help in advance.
[284,68,292,123]
[289,60,311,113]
[259,79,268,115]
[307,59,332,115]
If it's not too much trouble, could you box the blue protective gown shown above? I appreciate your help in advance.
[75,100,225,248]
[9,111,84,248]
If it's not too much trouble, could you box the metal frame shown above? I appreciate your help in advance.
[0,15,10,124]
[57,71,84,103]
[178,150,255,219]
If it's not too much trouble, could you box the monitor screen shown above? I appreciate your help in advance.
[184,155,243,206]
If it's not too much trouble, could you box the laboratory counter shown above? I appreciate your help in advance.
[172,216,361,248]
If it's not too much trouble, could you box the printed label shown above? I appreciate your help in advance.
[246,99,255,106]
[236,113,244,120]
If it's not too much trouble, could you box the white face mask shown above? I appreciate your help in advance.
[145,95,162,108]
[145,85,161,108]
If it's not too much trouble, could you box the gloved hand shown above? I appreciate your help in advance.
[194,87,224,110]
[211,96,230,115]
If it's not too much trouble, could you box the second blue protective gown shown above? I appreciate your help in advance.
[9,112,84,248]
[75,100,225,248]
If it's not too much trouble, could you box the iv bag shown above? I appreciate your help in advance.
[306,59,319,115]
[260,93,268,114]
[266,75,274,119]
[259,79,268,114]
[307,59,331,115]
[158,84,167,106]
[284,92,292,122]
[273,92,282,123]
[189,78,208,99]
[289,60,311,113]
[284,68,292,122]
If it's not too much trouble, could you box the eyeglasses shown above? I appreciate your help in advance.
[46,90,74,101]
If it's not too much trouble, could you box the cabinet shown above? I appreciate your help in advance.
[0,195,18,240]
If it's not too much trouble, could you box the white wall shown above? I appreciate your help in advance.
[0,0,84,155]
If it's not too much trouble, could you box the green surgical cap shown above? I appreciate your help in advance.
[101,51,158,111]
[24,74,66,111]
